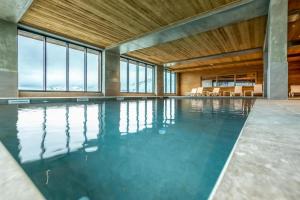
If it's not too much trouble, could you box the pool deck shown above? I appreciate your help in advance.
[0,142,45,200]
[210,99,300,200]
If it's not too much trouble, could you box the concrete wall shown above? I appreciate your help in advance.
[0,19,18,98]
[156,65,164,96]
[103,50,120,96]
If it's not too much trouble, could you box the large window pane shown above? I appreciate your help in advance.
[18,32,44,90]
[120,59,128,92]
[166,71,171,93]
[171,73,176,93]
[138,64,146,93]
[87,49,99,91]
[46,38,66,91]
[128,61,137,92]
[69,45,85,91]
[147,66,153,93]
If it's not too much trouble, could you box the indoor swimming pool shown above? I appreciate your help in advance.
[0,98,254,200]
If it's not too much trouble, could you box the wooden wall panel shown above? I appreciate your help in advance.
[179,65,263,95]
[179,61,300,96]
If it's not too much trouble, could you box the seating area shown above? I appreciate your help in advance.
[188,84,300,98]
[289,85,300,97]
[188,85,264,97]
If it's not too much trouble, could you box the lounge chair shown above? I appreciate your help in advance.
[230,86,243,96]
[196,87,205,96]
[208,88,220,96]
[189,88,197,96]
[289,85,300,97]
[251,84,263,97]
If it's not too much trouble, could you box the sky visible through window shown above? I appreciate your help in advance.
[164,70,176,94]
[18,35,44,90]
[18,30,101,92]
[120,58,155,93]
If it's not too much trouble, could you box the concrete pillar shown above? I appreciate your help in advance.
[263,49,268,97]
[0,19,18,97]
[156,65,164,96]
[263,0,288,99]
[102,50,120,96]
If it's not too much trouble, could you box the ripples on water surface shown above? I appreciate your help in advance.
[0,98,254,200]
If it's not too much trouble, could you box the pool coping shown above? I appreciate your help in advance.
[0,142,45,200]
[209,99,300,199]
[0,96,260,105]
[207,98,254,200]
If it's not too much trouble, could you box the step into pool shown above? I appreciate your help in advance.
[0,98,254,200]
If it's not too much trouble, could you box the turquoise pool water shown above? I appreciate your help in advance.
[0,98,254,200]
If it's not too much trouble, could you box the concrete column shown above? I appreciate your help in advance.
[156,65,164,96]
[263,49,268,97]
[263,0,288,99]
[0,19,18,97]
[102,50,120,96]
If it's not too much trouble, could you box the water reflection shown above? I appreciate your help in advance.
[119,100,154,135]
[15,99,253,164]
[17,104,104,163]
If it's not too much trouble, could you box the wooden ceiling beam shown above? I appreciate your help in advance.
[173,59,263,72]
[107,0,270,54]
[164,47,262,67]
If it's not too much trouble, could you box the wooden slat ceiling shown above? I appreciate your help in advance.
[171,45,300,73]
[21,0,239,48]
[21,0,299,73]
[289,0,300,41]
[127,16,266,64]
[171,51,263,71]
[163,0,300,72]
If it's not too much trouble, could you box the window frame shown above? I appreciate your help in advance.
[17,28,103,93]
[164,69,176,94]
[120,57,155,94]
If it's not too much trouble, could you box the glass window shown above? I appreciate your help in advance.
[138,64,146,93]
[18,30,102,92]
[128,61,137,92]
[87,49,99,91]
[69,44,85,91]
[166,71,170,93]
[120,59,128,92]
[164,70,176,94]
[120,57,155,93]
[147,66,153,93]
[18,32,44,90]
[46,38,67,91]
[171,73,176,93]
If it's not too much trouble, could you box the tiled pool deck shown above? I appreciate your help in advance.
[0,98,299,199]
[0,142,44,200]
[211,99,300,200]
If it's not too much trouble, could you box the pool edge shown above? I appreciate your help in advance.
[0,142,45,200]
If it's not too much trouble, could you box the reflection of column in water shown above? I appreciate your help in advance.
[65,105,70,154]
[98,103,103,139]
[40,106,47,160]
[83,104,88,147]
